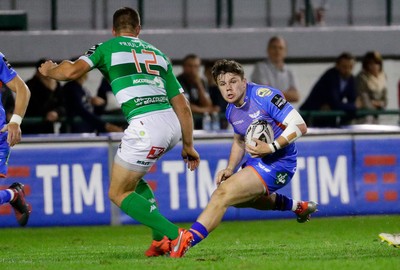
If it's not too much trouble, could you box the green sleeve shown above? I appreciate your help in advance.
[85,43,104,70]
[165,62,183,100]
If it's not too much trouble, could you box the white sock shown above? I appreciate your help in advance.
[6,189,15,202]
[291,200,299,211]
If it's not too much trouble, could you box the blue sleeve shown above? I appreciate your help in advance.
[0,53,17,84]
[255,88,294,123]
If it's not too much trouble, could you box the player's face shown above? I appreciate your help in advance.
[216,72,247,106]
[336,58,354,79]
[183,58,201,78]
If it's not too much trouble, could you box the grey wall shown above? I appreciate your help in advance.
[1,26,400,64]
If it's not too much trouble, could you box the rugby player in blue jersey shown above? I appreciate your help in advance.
[0,52,31,226]
[176,59,317,257]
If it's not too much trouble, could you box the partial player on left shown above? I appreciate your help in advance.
[0,52,31,226]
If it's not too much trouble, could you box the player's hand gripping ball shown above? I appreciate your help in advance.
[245,119,274,146]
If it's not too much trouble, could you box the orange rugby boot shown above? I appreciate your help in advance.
[169,228,193,258]
[144,236,170,257]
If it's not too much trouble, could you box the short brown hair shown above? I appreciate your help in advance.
[335,52,355,64]
[211,59,244,83]
[362,51,383,71]
[113,7,140,32]
[182,54,200,65]
[267,36,286,49]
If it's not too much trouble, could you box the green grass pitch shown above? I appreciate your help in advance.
[0,215,399,270]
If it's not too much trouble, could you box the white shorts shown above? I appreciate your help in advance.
[115,109,181,172]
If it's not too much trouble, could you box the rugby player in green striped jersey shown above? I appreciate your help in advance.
[39,7,199,258]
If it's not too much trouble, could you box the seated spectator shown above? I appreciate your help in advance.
[300,52,357,127]
[63,73,123,134]
[203,60,228,130]
[251,36,300,103]
[94,77,123,116]
[24,58,66,134]
[177,54,217,129]
[355,51,387,124]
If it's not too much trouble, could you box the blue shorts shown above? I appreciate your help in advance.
[0,135,10,177]
[244,157,297,195]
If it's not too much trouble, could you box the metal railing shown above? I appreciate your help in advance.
[1,0,397,30]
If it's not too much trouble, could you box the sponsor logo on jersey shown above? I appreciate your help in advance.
[257,162,271,173]
[275,172,288,185]
[271,94,287,110]
[249,110,260,119]
[84,43,101,57]
[134,96,168,107]
[2,56,12,70]
[232,120,244,125]
[257,87,272,97]
[132,77,165,88]
[150,205,157,213]
[147,146,166,159]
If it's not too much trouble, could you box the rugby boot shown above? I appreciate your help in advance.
[169,228,193,258]
[379,233,400,248]
[9,182,31,226]
[294,201,318,223]
[145,236,170,257]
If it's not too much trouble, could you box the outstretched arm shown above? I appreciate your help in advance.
[39,59,91,81]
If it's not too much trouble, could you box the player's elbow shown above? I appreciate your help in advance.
[299,123,307,136]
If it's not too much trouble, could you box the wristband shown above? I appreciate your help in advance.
[272,141,281,151]
[10,114,22,125]
[268,141,281,154]
[268,143,276,153]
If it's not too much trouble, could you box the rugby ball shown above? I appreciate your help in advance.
[245,120,274,146]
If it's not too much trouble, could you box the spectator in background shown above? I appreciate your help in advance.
[355,51,387,124]
[94,77,123,116]
[25,59,66,134]
[177,54,217,129]
[203,60,228,129]
[63,73,123,133]
[300,52,357,127]
[251,36,300,103]
[94,77,125,127]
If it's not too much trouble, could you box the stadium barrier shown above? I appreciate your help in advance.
[0,125,399,227]
[19,109,400,133]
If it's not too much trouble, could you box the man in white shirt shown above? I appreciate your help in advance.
[251,36,300,103]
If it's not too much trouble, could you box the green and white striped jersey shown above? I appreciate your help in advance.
[79,36,183,122]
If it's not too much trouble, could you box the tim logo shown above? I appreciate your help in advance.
[147,146,166,159]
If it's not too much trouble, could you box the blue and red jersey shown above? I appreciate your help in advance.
[226,82,297,164]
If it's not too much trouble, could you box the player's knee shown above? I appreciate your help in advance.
[211,186,231,206]
[108,188,120,205]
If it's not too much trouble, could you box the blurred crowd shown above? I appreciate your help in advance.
[1,35,393,134]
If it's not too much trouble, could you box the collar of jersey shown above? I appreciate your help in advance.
[234,90,249,109]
